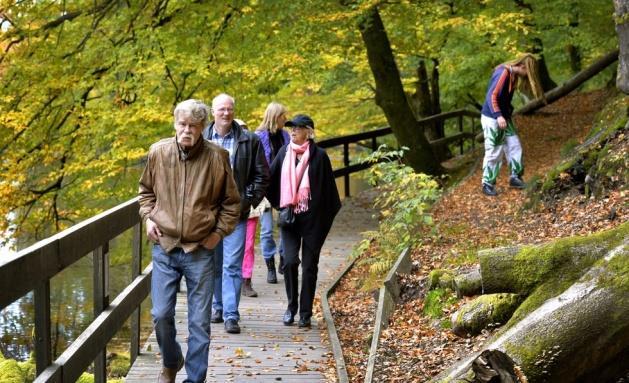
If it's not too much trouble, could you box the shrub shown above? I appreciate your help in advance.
[354,145,441,286]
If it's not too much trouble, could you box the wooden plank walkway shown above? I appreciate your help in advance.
[125,192,377,382]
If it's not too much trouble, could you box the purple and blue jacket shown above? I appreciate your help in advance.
[256,129,290,166]
[481,64,517,120]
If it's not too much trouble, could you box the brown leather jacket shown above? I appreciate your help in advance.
[138,137,241,253]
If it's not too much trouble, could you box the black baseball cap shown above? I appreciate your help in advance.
[284,114,314,130]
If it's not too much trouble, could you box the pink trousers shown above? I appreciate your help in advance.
[242,217,259,278]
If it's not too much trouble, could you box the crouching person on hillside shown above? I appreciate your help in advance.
[138,99,240,383]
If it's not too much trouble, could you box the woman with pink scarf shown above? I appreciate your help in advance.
[266,114,341,328]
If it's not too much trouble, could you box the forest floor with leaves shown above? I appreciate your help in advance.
[324,89,627,382]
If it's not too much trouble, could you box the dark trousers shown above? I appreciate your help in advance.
[280,224,321,320]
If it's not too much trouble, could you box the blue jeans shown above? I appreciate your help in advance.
[212,220,246,321]
[151,244,214,383]
[260,209,282,260]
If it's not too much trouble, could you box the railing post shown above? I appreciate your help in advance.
[371,137,377,151]
[458,115,464,155]
[34,281,52,375]
[93,243,110,383]
[130,222,143,364]
[343,142,350,197]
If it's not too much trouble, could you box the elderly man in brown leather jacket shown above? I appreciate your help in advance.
[139,99,240,383]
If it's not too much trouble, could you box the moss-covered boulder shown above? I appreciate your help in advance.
[427,269,455,291]
[0,359,26,383]
[17,359,35,383]
[453,268,482,297]
[107,352,130,378]
[77,372,94,383]
[450,293,521,337]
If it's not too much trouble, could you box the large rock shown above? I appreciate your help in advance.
[451,293,521,337]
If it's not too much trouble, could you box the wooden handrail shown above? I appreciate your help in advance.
[0,198,140,311]
[1,197,144,381]
[319,108,479,196]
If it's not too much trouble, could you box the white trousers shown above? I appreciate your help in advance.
[481,115,523,185]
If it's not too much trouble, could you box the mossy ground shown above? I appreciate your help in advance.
[0,351,128,383]
[527,92,628,206]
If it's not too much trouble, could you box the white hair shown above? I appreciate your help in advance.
[212,93,235,109]
[173,99,209,126]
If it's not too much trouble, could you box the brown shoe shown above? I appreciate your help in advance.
[242,278,258,297]
[157,356,184,383]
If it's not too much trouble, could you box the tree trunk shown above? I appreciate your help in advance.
[615,0,629,93]
[478,223,627,295]
[566,44,582,73]
[470,350,524,383]
[409,59,450,161]
[531,37,557,91]
[434,238,629,383]
[516,49,619,115]
[410,59,433,119]
[358,6,444,175]
[431,58,444,138]
[450,293,521,337]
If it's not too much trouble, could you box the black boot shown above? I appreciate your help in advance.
[265,258,277,284]
[278,256,284,275]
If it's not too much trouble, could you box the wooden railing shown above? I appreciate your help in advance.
[0,108,479,382]
[0,198,147,383]
[318,108,479,197]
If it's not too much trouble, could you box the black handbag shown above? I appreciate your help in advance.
[277,206,295,228]
[277,163,306,229]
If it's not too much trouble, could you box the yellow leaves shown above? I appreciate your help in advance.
[321,53,345,69]
[432,16,467,30]
[470,13,530,38]
[233,347,251,358]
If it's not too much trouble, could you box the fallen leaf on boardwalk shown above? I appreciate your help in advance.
[234,347,251,358]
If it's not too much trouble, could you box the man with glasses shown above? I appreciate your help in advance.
[203,93,269,334]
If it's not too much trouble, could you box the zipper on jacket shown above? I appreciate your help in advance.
[180,159,187,245]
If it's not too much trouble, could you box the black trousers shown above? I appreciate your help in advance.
[280,223,321,320]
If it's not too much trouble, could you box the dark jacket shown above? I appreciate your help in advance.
[481,64,516,119]
[267,140,341,249]
[203,121,269,221]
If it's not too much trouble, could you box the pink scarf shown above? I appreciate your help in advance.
[280,140,311,213]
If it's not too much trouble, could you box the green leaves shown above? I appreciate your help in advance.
[0,0,617,247]
[356,145,441,280]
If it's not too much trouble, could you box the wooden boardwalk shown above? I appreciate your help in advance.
[125,192,377,382]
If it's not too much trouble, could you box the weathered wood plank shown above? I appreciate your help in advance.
[130,222,143,364]
[34,281,52,375]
